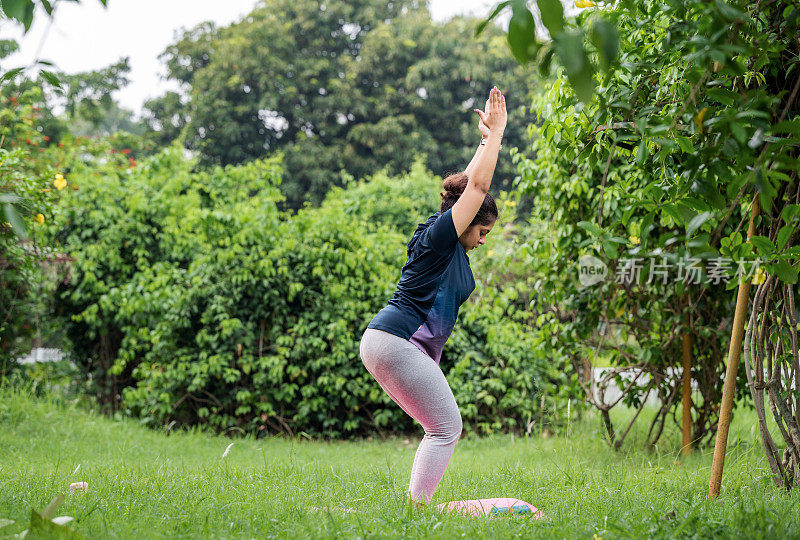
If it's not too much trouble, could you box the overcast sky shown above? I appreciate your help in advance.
[1,0,499,117]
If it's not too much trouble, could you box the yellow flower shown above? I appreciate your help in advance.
[35,213,45,225]
[487,250,495,257]
[751,267,766,285]
[54,173,67,190]
[629,235,640,245]
[506,200,517,208]
[575,0,595,7]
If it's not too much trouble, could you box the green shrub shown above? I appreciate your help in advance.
[52,152,562,437]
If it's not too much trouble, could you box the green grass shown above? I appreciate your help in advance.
[1,381,799,539]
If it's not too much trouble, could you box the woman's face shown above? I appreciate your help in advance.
[459,220,495,252]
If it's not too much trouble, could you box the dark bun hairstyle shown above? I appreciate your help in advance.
[439,172,498,226]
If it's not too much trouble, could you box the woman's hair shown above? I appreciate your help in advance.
[439,172,498,226]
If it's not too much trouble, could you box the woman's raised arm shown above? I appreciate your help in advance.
[464,95,492,177]
[450,87,507,237]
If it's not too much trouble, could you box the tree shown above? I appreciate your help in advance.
[56,57,143,137]
[510,0,799,460]
[144,0,539,209]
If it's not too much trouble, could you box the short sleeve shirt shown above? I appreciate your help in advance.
[367,208,476,364]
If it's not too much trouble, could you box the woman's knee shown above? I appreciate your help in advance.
[427,412,463,444]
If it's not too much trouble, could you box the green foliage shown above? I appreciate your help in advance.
[0,87,69,375]
[54,57,145,138]
[50,150,558,437]
[0,0,107,32]
[511,0,799,447]
[478,0,619,102]
[320,161,442,235]
[145,0,538,209]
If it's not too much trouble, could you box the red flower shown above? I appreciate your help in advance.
[58,142,64,148]
[25,138,31,144]
[43,136,50,141]
[122,149,131,154]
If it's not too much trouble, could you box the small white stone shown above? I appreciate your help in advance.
[69,482,88,494]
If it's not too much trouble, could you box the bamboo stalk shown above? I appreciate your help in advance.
[709,195,759,498]
[682,328,693,456]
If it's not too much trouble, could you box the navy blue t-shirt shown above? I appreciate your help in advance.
[367,208,475,364]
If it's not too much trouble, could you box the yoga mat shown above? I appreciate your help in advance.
[435,497,548,519]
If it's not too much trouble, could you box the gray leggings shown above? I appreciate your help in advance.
[359,328,463,505]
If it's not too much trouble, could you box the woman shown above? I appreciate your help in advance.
[359,86,507,506]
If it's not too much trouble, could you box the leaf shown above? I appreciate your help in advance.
[1,0,28,21]
[507,3,539,64]
[714,0,746,21]
[769,261,798,284]
[475,1,510,36]
[662,203,685,226]
[41,493,65,520]
[0,194,21,203]
[686,211,713,238]
[29,508,86,539]
[772,119,800,136]
[602,239,619,259]
[19,0,34,31]
[39,69,63,89]
[776,224,794,250]
[749,235,775,255]
[590,18,618,70]
[781,204,800,222]
[538,45,554,77]
[675,136,694,153]
[635,139,648,164]
[553,31,595,103]
[3,203,28,239]
[537,0,564,35]
[0,66,24,84]
[40,0,52,15]
[577,220,601,236]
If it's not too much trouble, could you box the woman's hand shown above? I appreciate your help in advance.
[478,115,490,139]
[477,93,491,138]
[473,87,507,135]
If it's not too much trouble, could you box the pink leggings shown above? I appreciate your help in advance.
[359,328,463,505]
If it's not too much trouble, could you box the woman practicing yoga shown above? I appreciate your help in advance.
[359,86,507,506]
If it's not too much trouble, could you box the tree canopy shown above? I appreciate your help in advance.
[144,0,537,209]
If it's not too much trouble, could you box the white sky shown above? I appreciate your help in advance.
[0,0,499,117]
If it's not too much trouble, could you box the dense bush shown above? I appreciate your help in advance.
[50,148,561,437]
[0,87,70,376]
[510,0,799,448]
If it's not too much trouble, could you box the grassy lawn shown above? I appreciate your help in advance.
[1,381,799,539]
